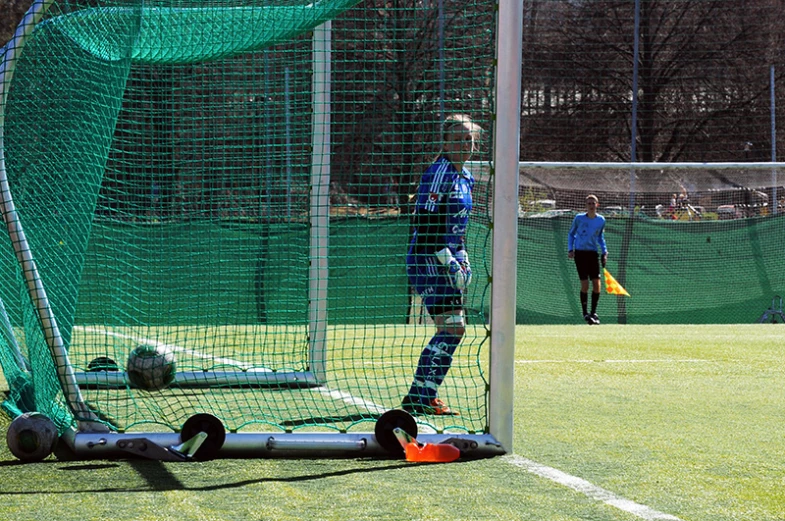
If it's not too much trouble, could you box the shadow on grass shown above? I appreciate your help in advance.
[0,459,415,494]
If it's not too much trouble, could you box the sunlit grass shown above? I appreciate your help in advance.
[0,324,783,521]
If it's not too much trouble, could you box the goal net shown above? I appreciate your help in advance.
[0,0,509,459]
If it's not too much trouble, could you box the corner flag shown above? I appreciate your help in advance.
[603,268,630,297]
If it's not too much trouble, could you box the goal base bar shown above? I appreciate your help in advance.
[62,430,506,459]
[74,370,320,388]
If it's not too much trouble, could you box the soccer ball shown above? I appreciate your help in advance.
[6,412,58,462]
[126,344,176,391]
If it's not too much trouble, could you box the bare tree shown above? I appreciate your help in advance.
[0,0,28,47]
[521,0,785,163]
[331,0,493,206]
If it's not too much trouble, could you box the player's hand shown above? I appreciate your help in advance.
[454,250,472,287]
[568,250,575,259]
[445,258,468,290]
[601,253,607,267]
[436,248,468,291]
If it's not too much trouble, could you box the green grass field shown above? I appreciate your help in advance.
[0,324,782,521]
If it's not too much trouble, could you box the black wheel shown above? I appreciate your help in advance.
[181,413,226,461]
[374,409,417,457]
[87,356,118,372]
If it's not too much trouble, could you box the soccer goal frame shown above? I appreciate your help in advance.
[0,0,522,460]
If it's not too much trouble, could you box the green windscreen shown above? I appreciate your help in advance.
[517,202,785,325]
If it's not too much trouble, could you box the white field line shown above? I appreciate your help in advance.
[76,326,679,515]
[77,326,255,369]
[366,359,708,367]
[317,387,388,415]
[316,386,436,434]
[517,359,707,364]
[505,455,683,521]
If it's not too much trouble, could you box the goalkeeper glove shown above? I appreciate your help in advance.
[435,248,468,291]
[454,249,472,288]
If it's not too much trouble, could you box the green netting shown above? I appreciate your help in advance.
[74,219,414,326]
[0,0,496,438]
[47,1,363,65]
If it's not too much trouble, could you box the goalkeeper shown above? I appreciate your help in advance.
[402,114,482,416]
[567,194,608,325]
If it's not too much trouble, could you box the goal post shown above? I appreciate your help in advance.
[309,21,331,385]
[0,0,517,459]
[487,0,523,454]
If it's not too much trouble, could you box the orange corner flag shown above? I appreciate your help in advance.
[603,268,630,297]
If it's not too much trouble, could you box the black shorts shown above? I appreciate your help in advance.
[574,250,601,281]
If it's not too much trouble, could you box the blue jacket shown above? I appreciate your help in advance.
[567,213,607,254]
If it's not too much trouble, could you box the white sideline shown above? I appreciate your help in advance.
[75,326,679,517]
[505,455,682,521]
[324,388,681,519]
[77,326,254,369]
[517,359,706,364]
[314,386,437,434]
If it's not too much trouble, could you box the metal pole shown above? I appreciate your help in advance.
[438,0,445,122]
[285,67,292,218]
[264,51,272,217]
[771,65,777,215]
[489,0,523,454]
[0,0,107,431]
[629,0,641,212]
[309,22,331,384]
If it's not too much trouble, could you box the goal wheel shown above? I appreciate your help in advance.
[374,409,417,457]
[181,413,226,461]
[86,356,118,371]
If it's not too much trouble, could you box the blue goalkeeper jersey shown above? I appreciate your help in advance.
[407,155,474,260]
[567,212,607,254]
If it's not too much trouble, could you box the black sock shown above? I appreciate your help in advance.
[591,292,600,314]
[580,292,588,315]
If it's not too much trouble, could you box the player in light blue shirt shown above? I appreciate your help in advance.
[567,194,608,325]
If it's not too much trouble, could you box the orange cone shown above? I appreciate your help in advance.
[393,427,461,463]
[404,439,461,463]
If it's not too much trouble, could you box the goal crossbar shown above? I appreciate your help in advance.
[468,161,785,170]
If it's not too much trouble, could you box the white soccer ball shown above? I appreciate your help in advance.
[6,412,58,462]
[126,344,176,391]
